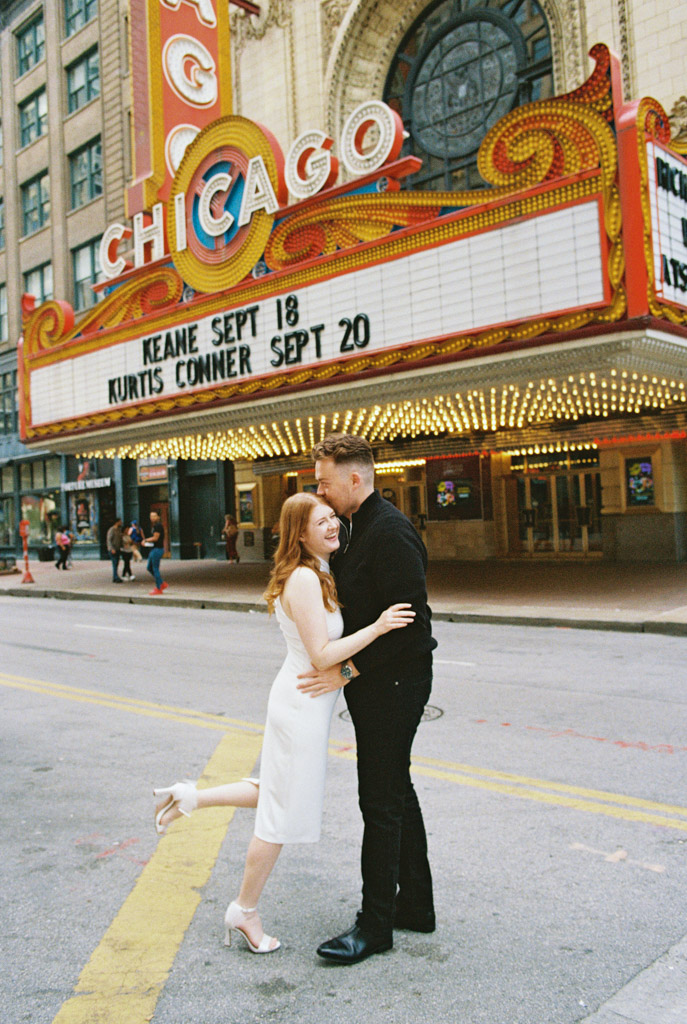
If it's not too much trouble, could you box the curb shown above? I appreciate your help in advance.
[2,587,268,614]
[3,586,687,635]
[432,611,687,636]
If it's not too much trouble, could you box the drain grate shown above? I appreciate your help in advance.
[339,704,443,723]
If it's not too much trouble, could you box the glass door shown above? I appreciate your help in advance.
[512,471,602,555]
[529,476,554,551]
[399,482,427,531]
[556,475,581,552]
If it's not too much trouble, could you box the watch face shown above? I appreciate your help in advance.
[408,10,523,159]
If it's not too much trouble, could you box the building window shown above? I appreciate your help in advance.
[1,369,17,435]
[65,0,98,37]
[0,122,3,166]
[384,0,553,191]
[19,89,48,147]
[0,198,4,249]
[24,263,53,304]
[21,172,50,236]
[21,489,60,545]
[0,495,14,546]
[0,284,7,342]
[67,48,100,113]
[17,14,45,76]
[69,137,102,208]
[72,237,102,311]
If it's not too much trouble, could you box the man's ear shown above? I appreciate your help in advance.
[350,470,361,488]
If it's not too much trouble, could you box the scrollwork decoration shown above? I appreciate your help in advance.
[23,268,184,358]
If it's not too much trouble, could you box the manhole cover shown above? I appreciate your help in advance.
[339,704,443,723]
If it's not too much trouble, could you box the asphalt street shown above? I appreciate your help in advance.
[1,595,686,1024]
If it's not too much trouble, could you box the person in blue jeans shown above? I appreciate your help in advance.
[106,517,123,583]
[145,511,167,595]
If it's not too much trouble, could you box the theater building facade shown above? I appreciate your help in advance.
[15,0,687,562]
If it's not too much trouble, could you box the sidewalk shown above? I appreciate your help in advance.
[3,555,687,635]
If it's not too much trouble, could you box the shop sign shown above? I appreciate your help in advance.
[61,477,112,492]
[647,142,687,308]
[137,458,169,484]
[28,198,606,429]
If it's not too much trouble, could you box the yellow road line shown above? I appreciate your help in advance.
[0,671,264,732]
[4,671,687,833]
[331,748,687,831]
[409,754,687,817]
[408,763,687,833]
[51,728,263,1024]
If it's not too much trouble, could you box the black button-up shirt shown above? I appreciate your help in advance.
[331,490,436,679]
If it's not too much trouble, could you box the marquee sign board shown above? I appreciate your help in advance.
[27,198,607,431]
[18,43,637,447]
[647,141,687,309]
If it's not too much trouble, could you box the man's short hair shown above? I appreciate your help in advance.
[312,434,375,472]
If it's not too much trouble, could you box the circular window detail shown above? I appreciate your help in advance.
[408,10,525,159]
[383,0,553,191]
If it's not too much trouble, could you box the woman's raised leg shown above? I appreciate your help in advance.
[154,779,259,832]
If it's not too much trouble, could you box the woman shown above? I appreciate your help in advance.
[221,513,239,562]
[120,527,135,580]
[153,493,413,954]
[54,526,70,570]
[129,520,143,563]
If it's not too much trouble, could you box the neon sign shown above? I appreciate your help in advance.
[127,0,233,218]
[101,100,405,293]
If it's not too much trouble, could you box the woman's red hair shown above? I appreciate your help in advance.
[263,492,340,613]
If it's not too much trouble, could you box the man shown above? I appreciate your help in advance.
[298,434,436,964]
[145,511,168,596]
[106,517,123,583]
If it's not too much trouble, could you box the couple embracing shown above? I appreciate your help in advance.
[154,434,436,963]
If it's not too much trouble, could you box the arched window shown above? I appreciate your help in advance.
[383,0,553,191]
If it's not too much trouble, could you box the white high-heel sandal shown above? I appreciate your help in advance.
[224,901,280,954]
[153,780,198,834]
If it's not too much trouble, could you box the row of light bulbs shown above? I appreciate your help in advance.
[74,371,686,462]
[506,442,597,456]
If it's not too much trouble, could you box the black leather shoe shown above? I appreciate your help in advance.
[316,924,392,964]
[392,906,436,933]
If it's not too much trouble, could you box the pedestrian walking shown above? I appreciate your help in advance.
[129,520,144,563]
[55,526,71,570]
[106,517,123,583]
[298,433,436,964]
[153,492,413,954]
[144,511,167,595]
[65,527,75,567]
[121,527,135,580]
[221,514,239,562]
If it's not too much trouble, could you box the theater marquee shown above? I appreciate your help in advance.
[17,36,687,451]
[27,195,607,430]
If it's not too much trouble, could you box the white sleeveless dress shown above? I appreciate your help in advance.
[254,564,344,844]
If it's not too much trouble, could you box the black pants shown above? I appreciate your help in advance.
[121,552,133,577]
[56,547,69,569]
[344,654,434,937]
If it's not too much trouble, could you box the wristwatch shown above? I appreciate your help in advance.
[340,661,354,682]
